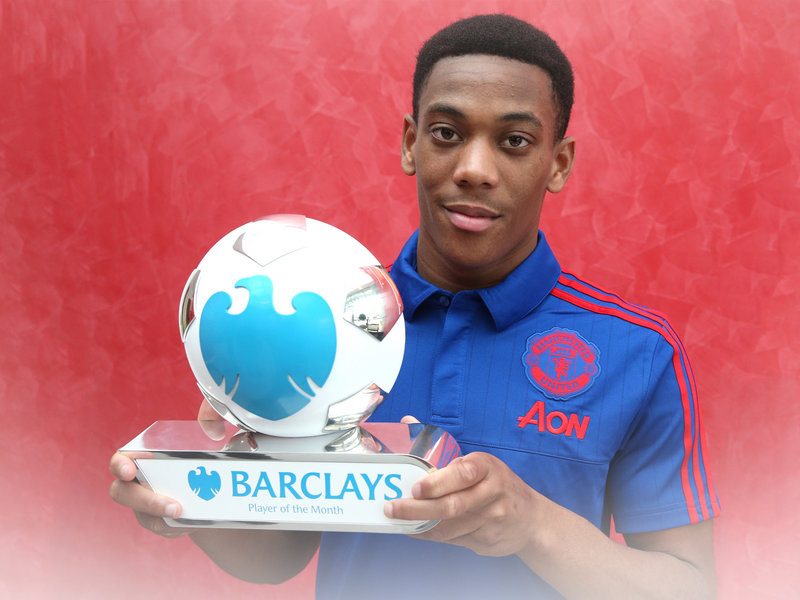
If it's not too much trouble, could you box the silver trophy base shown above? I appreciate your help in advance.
[120,420,460,534]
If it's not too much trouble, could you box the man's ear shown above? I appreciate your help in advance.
[401,114,417,176]
[547,136,576,194]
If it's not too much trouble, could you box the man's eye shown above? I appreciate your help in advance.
[502,135,530,149]
[431,127,461,142]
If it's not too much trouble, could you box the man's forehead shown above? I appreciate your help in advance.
[418,55,556,125]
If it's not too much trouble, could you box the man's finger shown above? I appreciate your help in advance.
[401,415,421,424]
[410,511,484,545]
[109,478,181,519]
[414,454,490,499]
[198,398,223,421]
[110,452,138,481]
[199,418,227,440]
[386,494,467,522]
[134,510,193,538]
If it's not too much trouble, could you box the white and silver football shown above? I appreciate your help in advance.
[178,215,405,437]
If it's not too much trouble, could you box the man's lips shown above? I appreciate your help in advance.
[443,204,500,233]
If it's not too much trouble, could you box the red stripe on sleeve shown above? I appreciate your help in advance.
[550,284,703,523]
[557,275,715,519]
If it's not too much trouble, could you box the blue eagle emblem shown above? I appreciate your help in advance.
[198,274,337,421]
[188,466,221,501]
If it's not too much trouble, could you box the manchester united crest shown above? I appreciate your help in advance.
[522,328,600,400]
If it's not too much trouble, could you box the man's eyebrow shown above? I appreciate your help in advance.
[425,103,466,119]
[500,111,543,129]
[424,103,543,130]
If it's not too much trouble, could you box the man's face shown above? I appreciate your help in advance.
[401,54,574,292]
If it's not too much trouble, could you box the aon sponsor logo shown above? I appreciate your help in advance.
[516,401,590,439]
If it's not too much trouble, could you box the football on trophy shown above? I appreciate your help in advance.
[178,215,405,437]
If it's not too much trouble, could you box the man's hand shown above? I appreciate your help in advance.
[108,399,223,538]
[387,417,716,600]
[109,399,322,583]
[385,415,539,557]
[386,451,538,556]
[109,451,190,538]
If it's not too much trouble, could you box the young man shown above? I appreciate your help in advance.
[111,15,719,599]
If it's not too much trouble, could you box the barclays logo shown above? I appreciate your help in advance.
[198,274,337,421]
[230,470,403,501]
[188,466,222,501]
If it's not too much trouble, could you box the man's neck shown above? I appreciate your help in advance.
[415,234,538,293]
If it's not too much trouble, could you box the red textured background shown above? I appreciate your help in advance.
[2,1,798,598]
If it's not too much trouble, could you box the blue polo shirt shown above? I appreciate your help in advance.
[315,231,718,599]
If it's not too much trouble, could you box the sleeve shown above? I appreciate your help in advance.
[605,332,720,534]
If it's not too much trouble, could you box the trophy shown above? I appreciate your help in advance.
[120,215,460,533]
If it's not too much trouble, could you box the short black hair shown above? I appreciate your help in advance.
[412,14,574,140]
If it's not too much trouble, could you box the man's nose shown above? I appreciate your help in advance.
[452,139,499,188]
